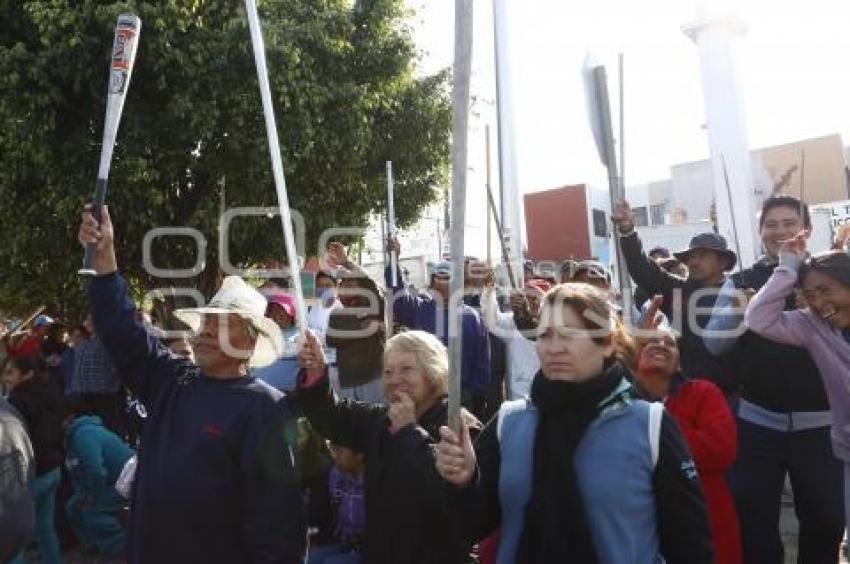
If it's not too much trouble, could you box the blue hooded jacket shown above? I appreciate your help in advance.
[64,415,133,506]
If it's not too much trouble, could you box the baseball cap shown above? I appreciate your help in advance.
[431,261,452,279]
[265,293,296,318]
[33,314,54,328]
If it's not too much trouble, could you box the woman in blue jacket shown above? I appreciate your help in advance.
[436,283,714,563]
[63,399,133,558]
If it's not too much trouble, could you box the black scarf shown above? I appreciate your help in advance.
[520,361,628,563]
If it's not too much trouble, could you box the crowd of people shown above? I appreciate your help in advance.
[0,195,848,563]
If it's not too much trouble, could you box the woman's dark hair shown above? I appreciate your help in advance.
[42,323,68,356]
[315,270,337,284]
[540,282,636,363]
[4,355,42,378]
[760,195,811,229]
[46,323,66,341]
[801,250,850,287]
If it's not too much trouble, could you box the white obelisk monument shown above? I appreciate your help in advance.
[683,4,759,267]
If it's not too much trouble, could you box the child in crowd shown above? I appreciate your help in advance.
[308,443,366,564]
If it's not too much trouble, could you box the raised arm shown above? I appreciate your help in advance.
[481,285,516,337]
[325,243,385,351]
[326,242,381,290]
[613,200,682,302]
[79,206,187,406]
[831,223,850,251]
[293,330,386,452]
[381,238,431,328]
[744,237,810,348]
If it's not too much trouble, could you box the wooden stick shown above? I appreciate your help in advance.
[8,306,46,337]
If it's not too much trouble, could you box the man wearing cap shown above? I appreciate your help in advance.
[648,246,671,261]
[5,315,54,360]
[571,260,661,326]
[613,200,737,396]
[78,206,305,563]
[386,238,491,419]
[572,260,613,291]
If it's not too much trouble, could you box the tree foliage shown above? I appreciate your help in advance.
[0,0,451,320]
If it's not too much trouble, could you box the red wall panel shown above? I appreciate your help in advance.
[524,185,591,261]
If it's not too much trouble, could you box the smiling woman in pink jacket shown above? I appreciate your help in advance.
[745,233,850,528]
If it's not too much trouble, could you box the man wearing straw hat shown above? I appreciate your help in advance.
[78,206,305,563]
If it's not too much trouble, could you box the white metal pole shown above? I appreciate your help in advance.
[386,162,398,338]
[245,0,308,332]
[387,161,398,287]
[485,127,492,266]
[493,0,523,280]
[448,0,474,434]
[619,53,625,196]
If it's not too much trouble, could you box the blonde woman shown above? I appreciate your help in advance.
[297,329,476,564]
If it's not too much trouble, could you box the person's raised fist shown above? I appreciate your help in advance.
[611,200,635,234]
[78,205,117,275]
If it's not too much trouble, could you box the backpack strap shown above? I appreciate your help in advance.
[648,401,664,468]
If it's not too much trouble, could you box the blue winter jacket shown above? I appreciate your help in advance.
[64,415,133,506]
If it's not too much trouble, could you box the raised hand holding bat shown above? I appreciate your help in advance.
[78,205,117,276]
[80,14,141,275]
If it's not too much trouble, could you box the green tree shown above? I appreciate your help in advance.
[0,0,451,320]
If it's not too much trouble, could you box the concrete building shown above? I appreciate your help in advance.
[641,134,850,229]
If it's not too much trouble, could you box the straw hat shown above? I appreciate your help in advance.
[173,276,284,368]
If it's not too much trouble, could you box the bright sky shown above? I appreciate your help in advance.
[407,0,850,193]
